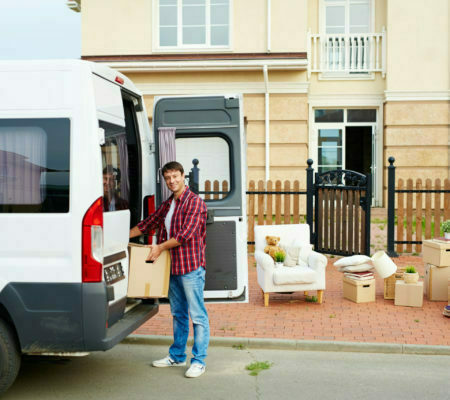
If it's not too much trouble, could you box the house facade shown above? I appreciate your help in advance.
[74,0,449,207]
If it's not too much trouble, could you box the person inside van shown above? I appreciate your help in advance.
[129,161,209,378]
[103,165,128,211]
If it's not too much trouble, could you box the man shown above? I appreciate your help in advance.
[129,161,209,378]
[103,166,128,211]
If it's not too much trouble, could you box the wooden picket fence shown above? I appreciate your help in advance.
[202,180,229,200]
[396,178,450,253]
[246,180,307,252]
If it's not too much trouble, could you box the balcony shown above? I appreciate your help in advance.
[307,28,386,79]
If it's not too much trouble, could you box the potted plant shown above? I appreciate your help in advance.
[274,251,285,268]
[403,265,419,284]
[442,220,450,240]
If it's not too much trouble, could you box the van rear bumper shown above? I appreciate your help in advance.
[0,282,158,353]
[100,302,158,351]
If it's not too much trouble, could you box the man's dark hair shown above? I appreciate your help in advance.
[162,161,184,175]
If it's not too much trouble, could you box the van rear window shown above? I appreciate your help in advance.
[0,118,70,213]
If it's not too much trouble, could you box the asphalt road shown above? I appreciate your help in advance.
[4,343,450,400]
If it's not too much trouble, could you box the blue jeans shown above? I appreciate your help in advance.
[168,267,209,366]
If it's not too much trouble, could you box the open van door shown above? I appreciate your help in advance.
[153,95,248,302]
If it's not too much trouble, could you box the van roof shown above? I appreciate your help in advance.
[0,59,141,96]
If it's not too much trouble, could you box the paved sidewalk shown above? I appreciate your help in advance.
[136,255,449,346]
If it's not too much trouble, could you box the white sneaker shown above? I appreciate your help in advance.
[152,355,186,368]
[185,363,206,378]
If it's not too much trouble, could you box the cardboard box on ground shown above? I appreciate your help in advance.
[394,281,423,307]
[424,264,450,301]
[128,243,170,298]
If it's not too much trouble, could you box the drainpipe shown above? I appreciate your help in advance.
[263,65,270,181]
[267,0,271,53]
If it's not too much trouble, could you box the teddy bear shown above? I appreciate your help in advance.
[264,235,285,261]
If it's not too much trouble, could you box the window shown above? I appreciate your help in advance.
[0,118,70,213]
[175,136,231,200]
[100,121,130,212]
[158,0,230,49]
[323,0,371,35]
[320,0,373,75]
[318,129,343,173]
[315,109,344,123]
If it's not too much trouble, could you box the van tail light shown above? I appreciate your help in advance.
[82,197,104,282]
[143,195,156,244]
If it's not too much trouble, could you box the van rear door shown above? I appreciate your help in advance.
[94,75,146,325]
[153,95,248,302]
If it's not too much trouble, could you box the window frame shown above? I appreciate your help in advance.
[175,132,234,202]
[318,0,375,80]
[0,117,71,214]
[319,0,374,36]
[153,0,233,52]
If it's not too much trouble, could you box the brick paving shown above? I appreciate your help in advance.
[135,255,449,346]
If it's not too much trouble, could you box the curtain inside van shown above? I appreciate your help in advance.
[0,127,47,205]
[158,127,176,202]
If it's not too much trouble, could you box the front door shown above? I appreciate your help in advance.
[314,108,378,205]
[153,95,248,302]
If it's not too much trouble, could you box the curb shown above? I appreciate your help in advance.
[122,335,450,356]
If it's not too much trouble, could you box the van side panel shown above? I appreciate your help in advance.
[0,283,84,352]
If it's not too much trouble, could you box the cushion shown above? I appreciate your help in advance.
[299,244,313,264]
[280,244,300,267]
[273,265,317,285]
[334,255,371,267]
[341,263,373,272]
[280,242,314,267]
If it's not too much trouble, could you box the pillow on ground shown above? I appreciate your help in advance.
[342,263,373,272]
[334,255,371,267]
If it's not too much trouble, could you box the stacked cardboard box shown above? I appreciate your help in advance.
[343,276,376,303]
[423,239,450,302]
[422,239,450,266]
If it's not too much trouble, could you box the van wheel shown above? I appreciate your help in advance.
[0,319,21,394]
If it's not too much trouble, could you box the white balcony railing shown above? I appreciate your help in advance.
[307,28,386,78]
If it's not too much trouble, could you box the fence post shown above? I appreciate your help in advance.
[188,159,199,194]
[365,174,372,256]
[306,159,314,244]
[387,156,398,257]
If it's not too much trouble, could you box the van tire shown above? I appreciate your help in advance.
[0,319,21,394]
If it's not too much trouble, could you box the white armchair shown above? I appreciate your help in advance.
[254,224,327,306]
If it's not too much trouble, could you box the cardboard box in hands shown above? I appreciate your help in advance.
[127,243,170,298]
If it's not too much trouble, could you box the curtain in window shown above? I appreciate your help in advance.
[158,127,176,202]
[0,127,46,205]
[116,133,130,201]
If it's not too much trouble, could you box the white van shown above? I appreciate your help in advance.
[0,60,248,392]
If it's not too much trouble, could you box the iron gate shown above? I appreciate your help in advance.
[307,161,371,256]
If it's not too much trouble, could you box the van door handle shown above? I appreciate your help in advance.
[206,209,215,225]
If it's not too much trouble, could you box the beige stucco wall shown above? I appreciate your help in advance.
[82,0,308,56]
[386,0,449,92]
[308,74,386,95]
[244,94,309,185]
[82,0,152,56]
[270,0,308,52]
[384,101,450,197]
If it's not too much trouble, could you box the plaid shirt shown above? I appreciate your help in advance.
[137,187,207,275]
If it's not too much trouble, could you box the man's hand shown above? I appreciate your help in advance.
[145,244,162,262]
[145,238,181,263]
